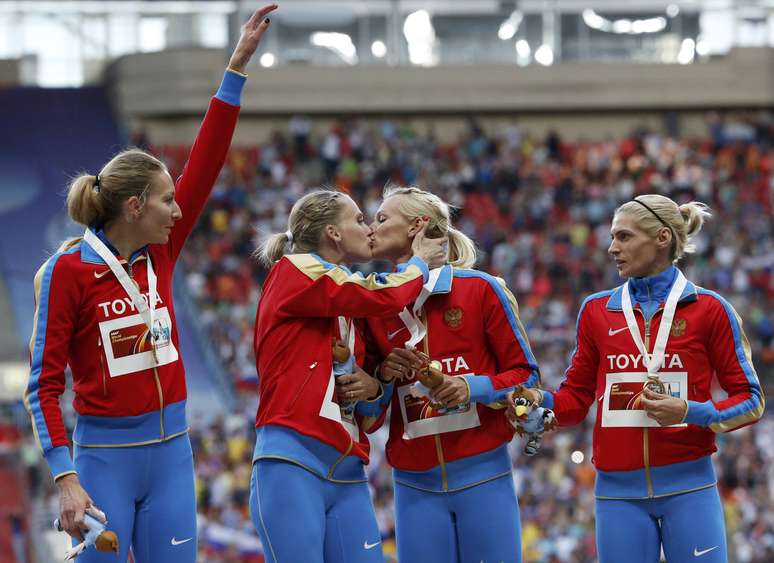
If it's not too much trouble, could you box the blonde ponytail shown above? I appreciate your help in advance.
[447,227,476,268]
[66,175,104,227]
[679,202,711,254]
[259,232,292,267]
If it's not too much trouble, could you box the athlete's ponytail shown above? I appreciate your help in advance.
[260,232,293,266]
[67,175,105,227]
[678,201,711,255]
[447,227,476,269]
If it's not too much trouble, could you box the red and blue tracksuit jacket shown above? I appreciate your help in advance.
[252,253,429,482]
[23,70,245,481]
[365,266,540,492]
[542,266,765,499]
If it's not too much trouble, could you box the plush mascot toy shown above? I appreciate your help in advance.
[54,506,119,560]
[508,393,557,456]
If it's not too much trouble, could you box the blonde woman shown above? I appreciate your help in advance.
[23,6,278,561]
[512,194,764,562]
[251,189,446,562]
[365,186,540,563]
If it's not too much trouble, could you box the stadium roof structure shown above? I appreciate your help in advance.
[0,0,772,86]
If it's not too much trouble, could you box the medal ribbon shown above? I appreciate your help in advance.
[337,316,355,357]
[620,270,687,376]
[399,267,443,349]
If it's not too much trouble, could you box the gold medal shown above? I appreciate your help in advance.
[643,374,666,395]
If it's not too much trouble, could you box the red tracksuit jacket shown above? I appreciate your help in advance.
[366,266,540,492]
[543,266,765,498]
[251,254,429,481]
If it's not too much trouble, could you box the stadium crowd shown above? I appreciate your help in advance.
[22,113,774,562]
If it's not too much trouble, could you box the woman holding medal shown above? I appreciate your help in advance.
[23,6,277,562]
[510,194,765,562]
[251,189,446,562]
[365,186,540,563]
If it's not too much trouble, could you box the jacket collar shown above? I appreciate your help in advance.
[80,227,148,265]
[606,266,697,310]
[428,264,453,295]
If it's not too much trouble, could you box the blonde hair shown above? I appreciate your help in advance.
[259,190,347,267]
[615,194,711,262]
[67,149,166,228]
[383,185,477,268]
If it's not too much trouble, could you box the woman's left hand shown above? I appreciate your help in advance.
[337,366,380,403]
[640,387,689,426]
[228,4,278,73]
[432,376,470,409]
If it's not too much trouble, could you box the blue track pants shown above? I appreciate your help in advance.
[596,486,727,563]
[394,474,522,563]
[249,459,384,563]
[73,433,197,563]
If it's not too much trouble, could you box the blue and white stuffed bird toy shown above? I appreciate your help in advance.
[509,396,557,456]
[54,506,119,560]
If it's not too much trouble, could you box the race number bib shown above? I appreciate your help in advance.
[98,307,178,377]
[601,371,687,428]
[397,378,481,440]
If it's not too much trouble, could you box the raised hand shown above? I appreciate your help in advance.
[228,4,279,73]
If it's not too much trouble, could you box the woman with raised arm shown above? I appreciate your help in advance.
[23,6,278,562]
[251,189,446,563]
[365,186,540,563]
[511,194,764,563]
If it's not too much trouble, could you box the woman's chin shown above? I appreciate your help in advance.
[369,249,391,261]
[349,249,373,263]
[151,232,170,246]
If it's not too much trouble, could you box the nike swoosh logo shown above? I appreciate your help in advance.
[364,540,381,550]
[171,537,193,546]
[387,327,407,340]
[93,269,111,279]
[694,546,719,557]
[608,327,628,336]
